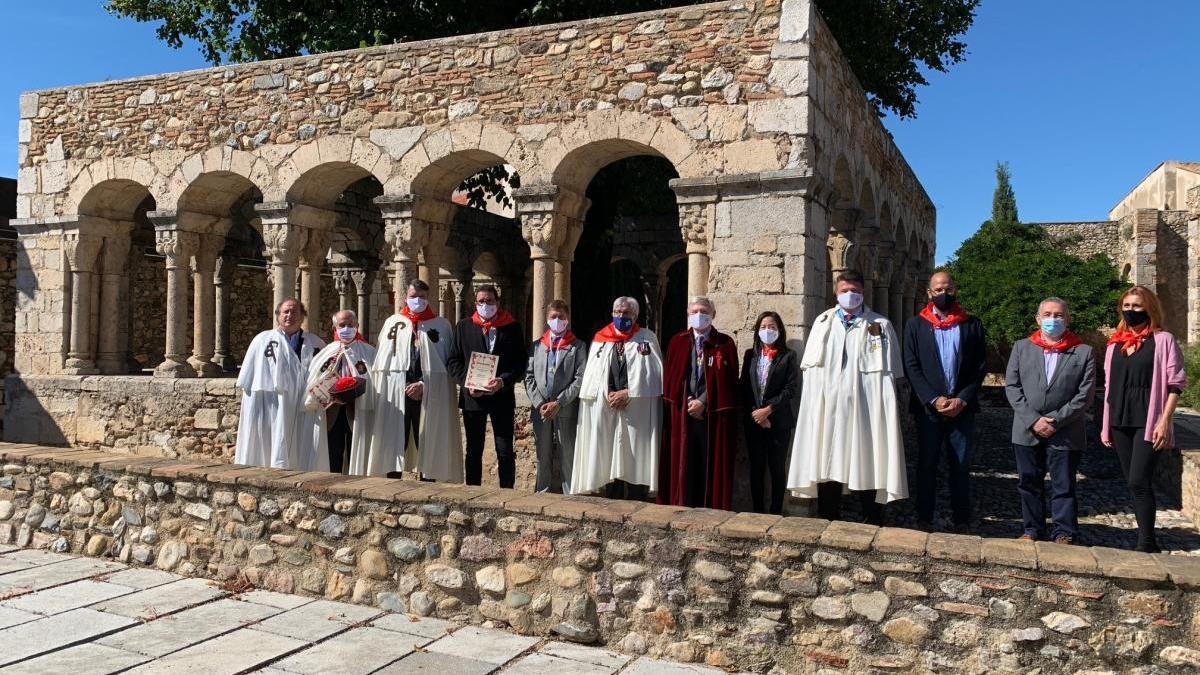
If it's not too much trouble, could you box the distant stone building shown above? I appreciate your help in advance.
[1037,161,1200,342]
[6,0,934,463]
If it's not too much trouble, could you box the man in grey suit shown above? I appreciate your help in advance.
[1005,297,1095,544]
[525,300,588,493]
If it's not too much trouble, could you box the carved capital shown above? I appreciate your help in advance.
[191,234,222,273]
[155,229,199,270]
[384,216,429,262]
[332,268,350,295]
[678,202,711,254]
[350,269,373,295]
[62,231,104,273]
[300,227,332,268]
[214,255,237,284]
[827,232,855,272]
[262,221,308,267]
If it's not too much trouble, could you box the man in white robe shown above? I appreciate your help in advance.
[571,296,663,499]
[235,298,328,471]
[353,279,462,481]
[788,270,907,524]
[305,309,376,473]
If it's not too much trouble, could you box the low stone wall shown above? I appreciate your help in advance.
[1,442,1199,672]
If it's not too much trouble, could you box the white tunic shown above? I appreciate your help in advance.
[787,307,908,504]
[352,313,463,481]
[303,338,378,470]
[570,328,663,494]
[235,329,328,471]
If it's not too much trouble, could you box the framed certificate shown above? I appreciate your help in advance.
[465,351,500,391]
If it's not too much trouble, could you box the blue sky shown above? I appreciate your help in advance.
[3,2,1198,262]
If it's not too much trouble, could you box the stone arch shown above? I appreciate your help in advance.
[549,137,673,200]
[68,159,164,218]
[384,122,523,197]
[276,136,390,205]
[831,154,855,210]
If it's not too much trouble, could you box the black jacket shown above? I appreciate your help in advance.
[739,347,798,431]
[447,318,528,412]
[902,313,987,414]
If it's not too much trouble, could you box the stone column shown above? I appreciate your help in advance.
[515,185,578,338]
[95,229,132,374]
[554,221,584,302]
[332,269,353,311]
[150,217,199,378]
[186,235,222,377]
[213,255,237,371]
[670,179,719,297]
[452,272,472,322]
[257,202,308,313]
[299,228,331,333]
[350,269,373,331]
[640,271,662,335]
[872,241,894,320]
[376,194,430,314]
[61,228,104,375]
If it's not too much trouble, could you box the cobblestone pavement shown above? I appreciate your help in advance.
[0,547,734,675]
[871,397,1200,555]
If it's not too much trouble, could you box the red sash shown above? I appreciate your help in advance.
[761,344,778,360]
[919,302,969,329]
[593,323,639,343]
[1028,330,1082,353]
[471,310,515,335]
[1108,325,1152,354]
[540,330,577,350]
[401,305,436,343]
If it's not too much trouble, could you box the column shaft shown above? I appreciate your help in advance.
[96,234,131,374]
[214,256,236,371]
[154,229,198,378]
[62,233,103,375]
[687,252,709,297]
[531,257,555,338]
[188,237,220,377]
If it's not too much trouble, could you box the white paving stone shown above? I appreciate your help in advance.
[0,544,20,553]
[370,613,455,639]
[238,588,315,609]
[122,627,308,674]
[0,557,37,574]
[505,652,616,675]
[273,626,416,674]
[0,557,124,594]
[425,625,538,666]
[0,642,151,675]
[622,658,729,675]
[96,598,281,657]
[92,578,226,620]
[3,579,136,615]
[539,641,631,670]
[0,607,137,666]
[374,651,496,675]
[0,604,40,629]
[250,599,382,642]
[1,549,77,565]
[104,568,183,590]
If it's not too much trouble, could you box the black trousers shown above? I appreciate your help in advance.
[684,416,708,507]
[817,481,883,525]
[327,405,352,474]
[464,405,516,488]
[746,421,790,515]
[1111,425,1160,550]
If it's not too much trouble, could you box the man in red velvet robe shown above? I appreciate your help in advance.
[660,296,739,509]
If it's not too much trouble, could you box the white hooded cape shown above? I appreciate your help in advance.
[235,329,328,471]
[303,338,378,471]
[352,313,463,481]
[787,307,907,504]
[570,327,663,494]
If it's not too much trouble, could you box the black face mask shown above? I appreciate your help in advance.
[931,293,957,311]
[1122,309,1150,327]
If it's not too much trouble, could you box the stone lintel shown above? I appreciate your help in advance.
[372,194,417,220]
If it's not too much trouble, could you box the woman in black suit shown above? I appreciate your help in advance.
[739,311,798,514]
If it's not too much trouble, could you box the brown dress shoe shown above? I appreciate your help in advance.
[1053,535,1074,545]
[1017,534,1035,541]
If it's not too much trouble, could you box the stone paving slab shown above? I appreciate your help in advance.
[425,625,539,666]
[92,578,226,620]
[103,568,184,590]
[539,641,631,670]
[502,652,616,675]
[2,579,136,615]
[122,627,309,674]
[272,625,417,674]
[0,557,124,594]
[0,544,20,553]
[621,658,729,674]
[96,597,282,657]
[369,612,455,639]
[0,607,138,666]
[0,548,76,565]
[374,651,497,675]
[238,588,316,609]
[0,604,40,629]
[0,642,152,675]
[0,557,37,574]
[250,598,383,642]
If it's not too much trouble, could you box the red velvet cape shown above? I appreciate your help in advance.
[659,329,739,510]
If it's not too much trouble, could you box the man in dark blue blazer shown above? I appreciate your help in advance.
[902,271,987,532]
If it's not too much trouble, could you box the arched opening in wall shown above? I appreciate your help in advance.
[826,155,857,304]
[659,256,689,339]
[566,153,683,338]
[1121,263,1132,282]
[220,190,268,368]
[76,179,156,375]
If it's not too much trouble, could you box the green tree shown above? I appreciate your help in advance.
[946,166,1122,350]
[105,0,978,120]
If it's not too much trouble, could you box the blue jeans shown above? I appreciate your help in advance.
[1013,441,1081,540]
[915,410,975,524]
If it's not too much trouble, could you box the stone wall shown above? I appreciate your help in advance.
[0,443,1198,672]
[1038,221,1125,265]
[0,239,16,430]
[228,264,273,363]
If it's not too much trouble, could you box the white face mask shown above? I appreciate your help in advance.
[336,326,358,343]
[758,328,779,345]
[687,312,712,331]
[476,302,498,319]
[837,291,864,312]
[406,297,427,313]
[547,318,568,334]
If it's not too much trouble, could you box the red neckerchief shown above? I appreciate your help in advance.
[919,302,969,329]
[540,329,577,350]
[1108,325,1153,354]
[1028,330,1082,353]
[593,323,639,343]
[761,344,779,360]
[471,309,515,335]
[332,330,367,344]
[401,305,436,344]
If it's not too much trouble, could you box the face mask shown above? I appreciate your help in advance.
[612,316,633,333]
[547,318,568,334]
[837,291,863,312]
[406,297,427,313]
[931,293,956,311]
[336,326,357,343]
[477,302,497,319]
[759,328,779,345]
[1040,318,1065,338]
[688,312,712,331]
[1123,309,1149,327]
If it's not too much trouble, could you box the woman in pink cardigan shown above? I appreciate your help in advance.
[1101,286,1186,553]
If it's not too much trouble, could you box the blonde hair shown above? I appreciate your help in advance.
[1115,285,1163,333]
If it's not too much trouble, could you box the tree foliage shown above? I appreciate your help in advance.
[946,165,1123,350]
[106,0,978,119]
